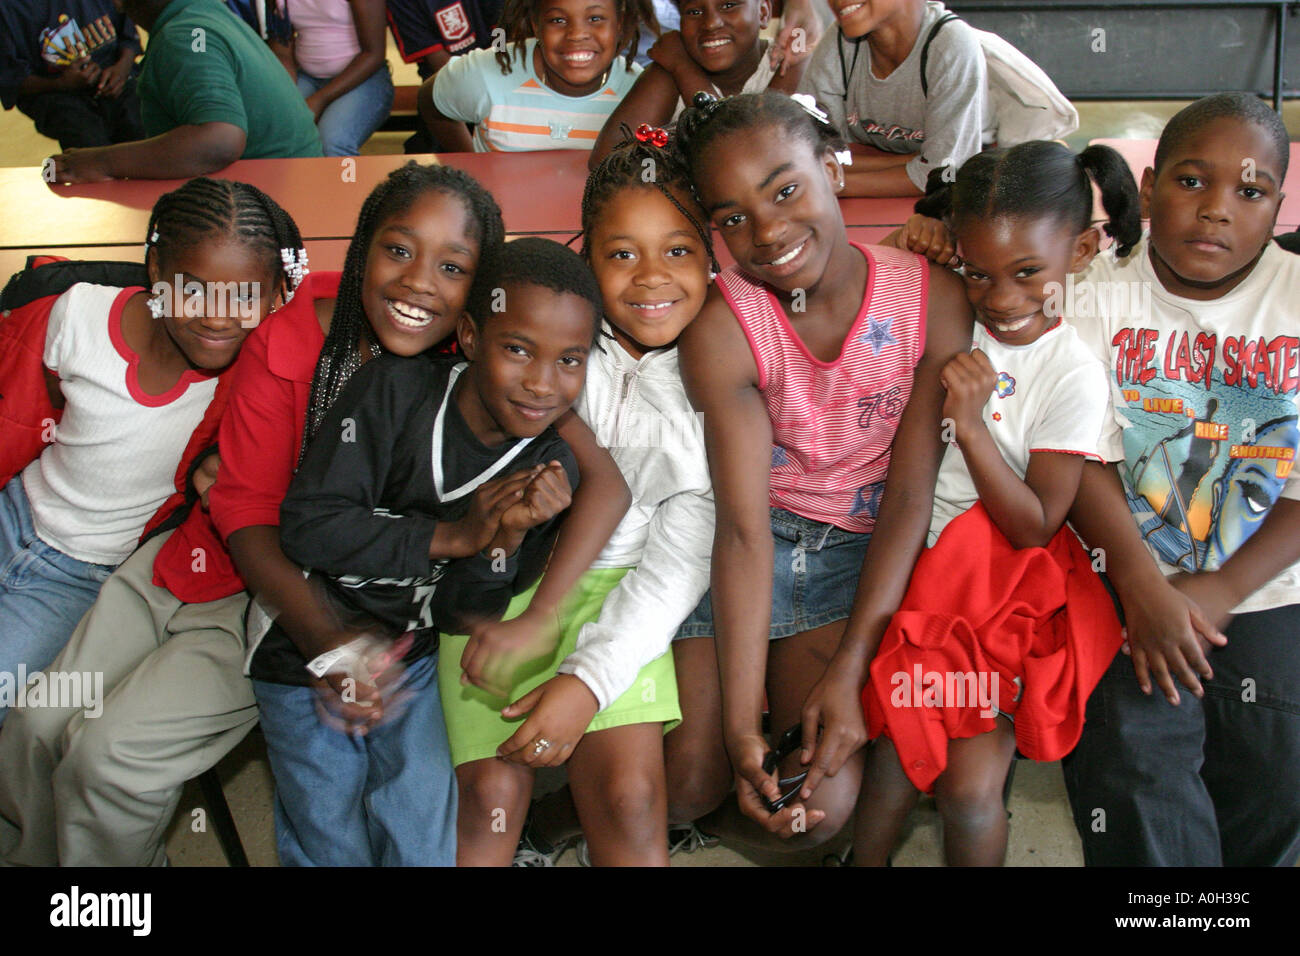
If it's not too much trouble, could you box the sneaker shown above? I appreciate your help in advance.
[572,824,720,866]
[512,818,569,867]
[668,822,719,857]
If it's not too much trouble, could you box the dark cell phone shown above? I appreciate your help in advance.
[760,724,810,814]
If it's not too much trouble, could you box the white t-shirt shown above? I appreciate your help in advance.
[431,39,641,151]
[1071,237,1300,614]
[669,50,776,121]
[929,321,1110,543]
[20,283,219,565]
[797,0,987,191]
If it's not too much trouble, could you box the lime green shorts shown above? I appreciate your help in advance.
[438,567,681,767]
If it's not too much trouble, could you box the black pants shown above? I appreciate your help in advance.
[1063,602,1300,866]
[17,78,144,150]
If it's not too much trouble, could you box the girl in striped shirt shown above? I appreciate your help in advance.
[673,91,971,851]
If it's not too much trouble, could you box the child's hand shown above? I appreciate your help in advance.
[498,462,572,536]
[312,670,386,735]
[1120,576,1228,705]
[305,91,327,123]
[1167,570,1238,634]
[56,58,101,92]
[769,3,823,75]
[727,731,826,837]
[96,57,132,99]
[898,214,960,267]
[310,631,414,735]
[796,657,869,800]
[459,605,561,698]
[47,148,113,184]
[496,674,598,767]
[940,348,997,435]
[440,469,536,558]
[193,453,221,511]
[647,30,692,78]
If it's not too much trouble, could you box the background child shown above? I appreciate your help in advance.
[264,238,592,866]
[49,0,322,184]
[1062,92,1300,867]
[672,91,970,851]
[503,135,720,865]
[0,177,305,865]
[857,141,1137,866]
[439,237,681,867]
[420,0,653,151]
[0,177,293,728]
[285,0,395,156]
[589,0,799,167]
[385,0,504,152]
[0,0,144,149]
[797,0,985,197]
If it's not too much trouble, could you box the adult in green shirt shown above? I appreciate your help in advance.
[50,0,323,182]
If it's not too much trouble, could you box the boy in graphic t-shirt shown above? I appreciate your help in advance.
[0,0,144,149]
[1063,93,1300,867]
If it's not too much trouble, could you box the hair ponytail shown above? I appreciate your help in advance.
[1078,144,1141,257]
[945,141,1140,255]
[914,165,955,221]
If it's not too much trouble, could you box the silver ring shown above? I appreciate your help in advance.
[532,738,552,756]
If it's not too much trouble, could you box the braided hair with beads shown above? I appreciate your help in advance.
[144,176,307,306]
[299,162,505,462]
[580,125,720,276]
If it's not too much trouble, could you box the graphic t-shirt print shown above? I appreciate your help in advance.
[1109,325,1299,571]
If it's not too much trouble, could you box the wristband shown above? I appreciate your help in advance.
[304,636,372,680]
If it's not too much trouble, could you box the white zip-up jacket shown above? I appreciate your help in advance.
[556,325,715,710]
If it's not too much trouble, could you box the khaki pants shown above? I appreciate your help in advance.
[0,531,256,866]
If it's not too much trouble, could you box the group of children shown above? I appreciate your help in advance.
[0,0,1297,872]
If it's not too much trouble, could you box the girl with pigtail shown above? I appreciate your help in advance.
[857,140,1140,865]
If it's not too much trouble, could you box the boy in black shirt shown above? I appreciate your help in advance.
[256,238,603,866]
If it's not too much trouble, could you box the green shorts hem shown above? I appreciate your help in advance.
[438,567,681,767]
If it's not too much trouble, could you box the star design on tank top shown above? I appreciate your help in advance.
[849,481,885,517]
[857,315,897,356]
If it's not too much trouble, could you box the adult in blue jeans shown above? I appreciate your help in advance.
[286,0,394,156]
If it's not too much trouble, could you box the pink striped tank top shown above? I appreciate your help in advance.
[717,243,928,533]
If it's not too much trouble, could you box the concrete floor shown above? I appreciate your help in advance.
[4,38,1298,868]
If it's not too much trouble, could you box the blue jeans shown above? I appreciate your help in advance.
[253,653,457,866]
[676,507,873,640]
[296,65,394,156]
[0,476,115,727]
[1063,601,1300,866]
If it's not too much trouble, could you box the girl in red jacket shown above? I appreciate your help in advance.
[0,177,303,729]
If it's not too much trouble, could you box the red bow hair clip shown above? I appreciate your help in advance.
[635,124,670,148]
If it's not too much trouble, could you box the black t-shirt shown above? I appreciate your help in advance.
[250,353,578,686]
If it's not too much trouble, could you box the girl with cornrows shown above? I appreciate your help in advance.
[0,177,305,865]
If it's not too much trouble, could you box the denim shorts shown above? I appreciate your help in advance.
[676,507,872,641]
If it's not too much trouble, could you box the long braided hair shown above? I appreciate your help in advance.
[300,162,505,460]
[580,129,720,276]
[144,176,307,308]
